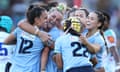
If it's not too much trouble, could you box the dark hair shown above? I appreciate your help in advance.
[94,11,105,29]
[76,8,89,17]
[26,6,46,25]
[102,11,110,24]
[67,8,77,18]
[100,30,109,53]
[64,19,80,36]
[95,11,108,51]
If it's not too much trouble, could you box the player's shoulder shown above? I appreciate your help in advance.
[55,33,69,42]
[56,34,64,41]
[104,29,116,36]
[105,29,116,44]
[13,27,23,33]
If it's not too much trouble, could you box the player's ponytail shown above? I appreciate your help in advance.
[95,11,109,52]
[100,30,109,53]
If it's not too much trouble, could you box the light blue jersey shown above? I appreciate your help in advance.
[54,33,92,72]
[84,31,106,69]
[46,27,63,72]
[48,27,63,41]
[10,27,44,72]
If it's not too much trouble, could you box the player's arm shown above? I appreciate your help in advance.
[4,33,16,45]
[110,46,120,64]
[53,53,63,69]
[108,31,120,65]
[84,42,100,54]
[18,19,50,42]
[79,35,100,53]
[53,38,63,69]
[90,56,98,67]
[41,47,50,72]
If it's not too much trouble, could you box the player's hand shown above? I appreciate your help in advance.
[79,34,88,45]
[38,31,51,42]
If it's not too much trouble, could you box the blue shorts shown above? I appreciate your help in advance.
[66,66,95,72]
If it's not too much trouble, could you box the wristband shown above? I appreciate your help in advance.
[34,26,39,36]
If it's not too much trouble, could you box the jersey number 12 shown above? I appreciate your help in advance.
[19,37,33,54]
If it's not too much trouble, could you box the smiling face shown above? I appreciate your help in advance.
[26,6,48,28]
[86,12,101,30]
[48,10,63,27]
[35,10,48,27]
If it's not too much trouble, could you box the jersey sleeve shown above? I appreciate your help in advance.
[54,37,62,54]
[12,27,20,38]
[104,29,117,48]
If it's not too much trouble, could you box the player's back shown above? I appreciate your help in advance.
[55,33,92,72]
[10,27,44,72]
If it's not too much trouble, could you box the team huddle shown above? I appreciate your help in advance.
[0,2,120,72]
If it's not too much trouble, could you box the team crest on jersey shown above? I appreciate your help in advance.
[107,36,114,43]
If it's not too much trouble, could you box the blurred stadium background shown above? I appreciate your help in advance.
[0,0,120,53]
